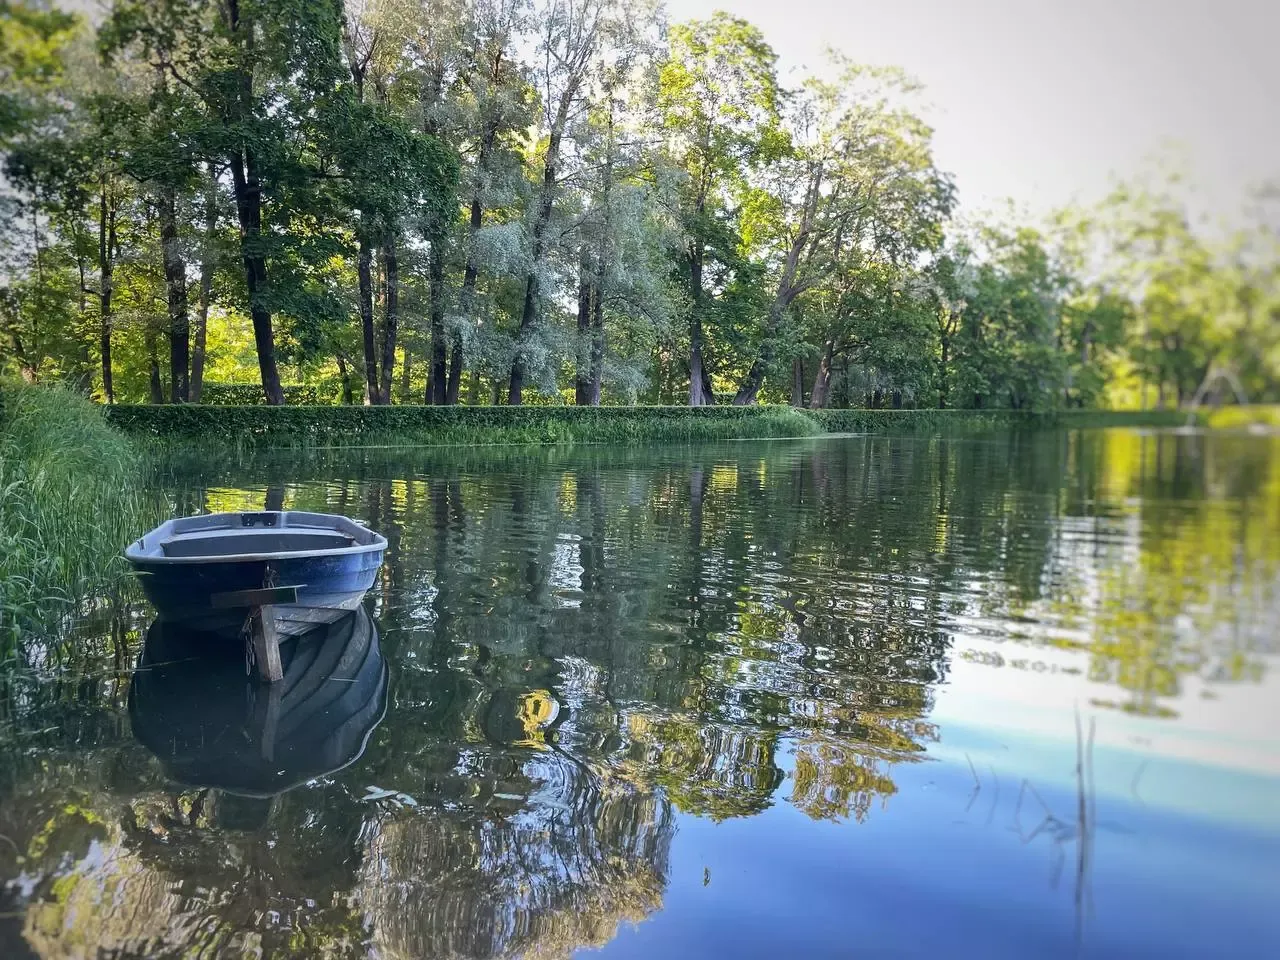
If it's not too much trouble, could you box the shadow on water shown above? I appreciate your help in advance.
[0,429,1278,957]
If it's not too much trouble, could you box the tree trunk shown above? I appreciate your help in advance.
[192,165,217,402]
[588,277,603,405]
[146,324,164,404]
[72,243,93,392]
[733,298,787,405]
[417,56,451,407]
[575,247,593,405]
[584,103,613,408]
[809,340,834,409]
[508,275,536,404]
[160,184,190,403]
[937,334,949,409]
[337,354,355,404]
[454,134,493,405]
[427,231,447,405]
[379,231,400,405]
[98,182,116,403]
[688,243,714,406]
[357,233,379,404]
[734,162,820,406]
[510,82,577,405]
[229,151,283,405]
[446,340,462,405]
[224,2,283,406]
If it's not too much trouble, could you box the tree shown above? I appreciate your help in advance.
[436,0,532,404]
[656,13,784,405]
[3,3,1274,410]
[507,0,615,405]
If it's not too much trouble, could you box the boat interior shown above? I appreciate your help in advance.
[159,529,356,558]
[127,511,384,561]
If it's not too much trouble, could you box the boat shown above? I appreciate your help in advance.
[126,510,386,633]
[126,510,387,681]
[129,607,388,797]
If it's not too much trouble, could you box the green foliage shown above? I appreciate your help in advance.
[0,381,159,652]
[104,401,1204,451]
[0,3,1274,412]
[198,380,340,405]
[810,407,1192,433]
[106,402,823,448]
[0,0,78,141]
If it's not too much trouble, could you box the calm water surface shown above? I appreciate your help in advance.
[2,429,1279,958]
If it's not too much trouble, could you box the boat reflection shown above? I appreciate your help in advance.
[128,606,388,797]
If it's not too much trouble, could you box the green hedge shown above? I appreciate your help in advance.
[104,403,1215,449]
[106,403,824,447]
[199,381,341,405]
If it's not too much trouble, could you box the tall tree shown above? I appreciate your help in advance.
[190,162,219,401]
[740,63,951,405]
[507,0,612,405]
[657,14,784,405]
[219,0,284,404]
[450,0,532,403]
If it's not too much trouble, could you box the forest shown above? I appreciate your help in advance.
[2,0,1278,409]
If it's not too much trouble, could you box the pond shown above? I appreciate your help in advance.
[2,429,1279,959]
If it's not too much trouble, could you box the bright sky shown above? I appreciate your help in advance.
[665,0,1280,223]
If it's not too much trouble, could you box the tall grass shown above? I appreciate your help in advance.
[110,402,825,450]
[106,403,1217,451]
[0,382,158,657]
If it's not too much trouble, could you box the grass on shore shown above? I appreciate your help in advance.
[107,403,826,450]
[0,382,158,655]
[103,402,1231,451]
[1202,405,1280,430]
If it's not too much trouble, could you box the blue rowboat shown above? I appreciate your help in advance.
[125,511,386,638]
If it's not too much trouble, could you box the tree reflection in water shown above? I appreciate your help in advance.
[1,430,1277,958]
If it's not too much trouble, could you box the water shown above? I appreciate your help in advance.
[2,429,1279,959]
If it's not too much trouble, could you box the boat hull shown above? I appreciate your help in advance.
[131,550,384,632]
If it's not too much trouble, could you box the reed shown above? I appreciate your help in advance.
[0,382,158,656]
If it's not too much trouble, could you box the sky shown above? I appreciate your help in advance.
[664,0,1280,224]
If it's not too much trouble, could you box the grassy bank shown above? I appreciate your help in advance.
[104,403,1221,449]
[0,383,158,654]
[1202,405,1280,430]
[108,403,824,448]
[809,407,1201,432]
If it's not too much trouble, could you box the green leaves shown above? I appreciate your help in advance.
[2,2,1274,409]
